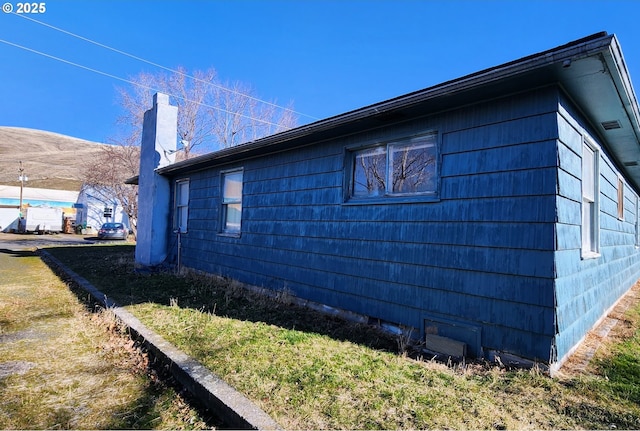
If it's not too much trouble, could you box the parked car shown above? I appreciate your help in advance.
[97,222,128,240]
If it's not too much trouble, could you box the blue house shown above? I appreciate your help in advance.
[136,33,640,371]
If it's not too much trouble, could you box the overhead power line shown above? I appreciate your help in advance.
[0,38,287,128]
[10,12,320,121]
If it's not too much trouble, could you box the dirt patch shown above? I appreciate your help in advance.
[557,281,640,377]
[0,329,47,344]
[0,361,36,379]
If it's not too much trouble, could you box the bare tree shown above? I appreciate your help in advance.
[82,138,140,236]
[116,67,298,155]
[209,80,297,148]
[84,67,299,236]
[115,67,217,158]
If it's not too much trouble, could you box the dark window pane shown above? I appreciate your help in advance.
[353,147,387,197]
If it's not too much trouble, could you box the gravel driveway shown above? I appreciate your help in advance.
[0,232,99,251]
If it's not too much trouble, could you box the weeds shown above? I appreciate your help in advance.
[223,278,245,306]
[396,325,415,355]
[274,285,294,305]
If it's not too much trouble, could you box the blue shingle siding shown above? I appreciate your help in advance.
[553,94,640,364]
[167,85,639,364]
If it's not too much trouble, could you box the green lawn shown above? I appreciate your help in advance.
[46,244,640,430]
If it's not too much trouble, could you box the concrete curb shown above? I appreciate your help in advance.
[40,250,281,431]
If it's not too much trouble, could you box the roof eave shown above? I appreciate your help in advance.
[157,32,640,189]
[557,35,640,190]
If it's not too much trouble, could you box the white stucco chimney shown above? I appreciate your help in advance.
[135,93,178,268]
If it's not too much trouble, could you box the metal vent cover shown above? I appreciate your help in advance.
[601,120,622,130]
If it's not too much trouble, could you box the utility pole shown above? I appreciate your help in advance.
[18,161,28,229]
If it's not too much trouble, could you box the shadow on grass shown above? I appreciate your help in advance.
[0,248,37,258]
[102,368,224,430]
[44,244,399,353]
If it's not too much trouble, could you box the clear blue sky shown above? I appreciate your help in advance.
[1,0,639,144]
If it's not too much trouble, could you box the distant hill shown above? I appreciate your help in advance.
[0,127,109,191]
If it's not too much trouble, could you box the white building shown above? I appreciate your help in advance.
[0,185,79,232]
[75,185,129,231]
[0,184,129,233]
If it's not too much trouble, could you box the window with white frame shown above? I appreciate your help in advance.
[617,176,625,220]
[175,179,189,233]
[221,169,243,234]
[582,140,599,257]
[351,132,438,199]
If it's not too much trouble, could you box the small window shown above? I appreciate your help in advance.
[175,179,189,233]
[351,132,437,199]
[221,170,243,234]
[634,193,640,248]
[582,140,599,257]
[617,176,625,220]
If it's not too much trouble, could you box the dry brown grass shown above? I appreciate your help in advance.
[0,249,214,429]
[0,126,107,190]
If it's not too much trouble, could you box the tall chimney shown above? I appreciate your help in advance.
[135,93,178,268]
